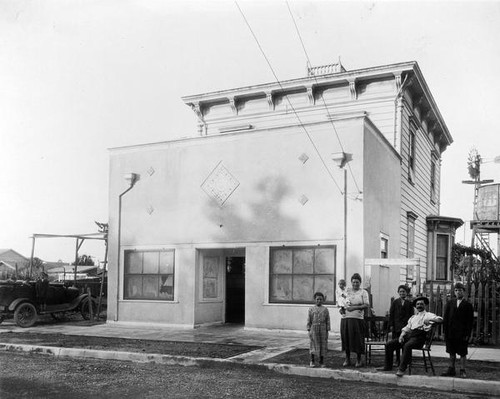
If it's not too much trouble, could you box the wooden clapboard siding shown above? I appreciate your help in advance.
[399,99,440,272]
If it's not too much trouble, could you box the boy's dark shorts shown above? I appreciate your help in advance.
[445,338,468,356]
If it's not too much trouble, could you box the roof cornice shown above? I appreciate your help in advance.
[410,63,452,146]
[181,61,452,149]
[182,61,417,104]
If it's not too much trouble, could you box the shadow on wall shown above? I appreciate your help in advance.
[204,175,308,243]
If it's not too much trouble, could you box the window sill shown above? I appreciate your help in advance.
[199,299,223,303]
[119,299,179,304]
[264,302,336,307]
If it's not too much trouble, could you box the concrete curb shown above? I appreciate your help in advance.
[1,343,499,397]
[263,363,500,396]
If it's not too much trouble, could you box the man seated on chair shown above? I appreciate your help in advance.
[380,296,442,377]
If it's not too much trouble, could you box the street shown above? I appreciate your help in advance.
[0,352,490,399]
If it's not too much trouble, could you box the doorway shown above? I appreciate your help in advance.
[225,256,245,324]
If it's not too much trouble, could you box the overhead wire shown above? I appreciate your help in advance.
[285,1,362,195]
[234,1,343,195]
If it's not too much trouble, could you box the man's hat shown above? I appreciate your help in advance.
[412,296,429,307]
[454,282,465,290]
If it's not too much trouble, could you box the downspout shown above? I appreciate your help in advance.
[115,173,139,322]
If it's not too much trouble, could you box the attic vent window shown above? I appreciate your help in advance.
[219,125,254,134]
[307,61,346,76]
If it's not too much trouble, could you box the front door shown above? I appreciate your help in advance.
[225,256,245,324]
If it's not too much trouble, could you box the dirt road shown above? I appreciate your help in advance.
[0,351,490,399]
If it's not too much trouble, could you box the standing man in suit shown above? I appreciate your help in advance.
[441,282,474,378]
[388,285,414,367]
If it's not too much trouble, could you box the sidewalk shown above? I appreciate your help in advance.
[1,321,499,396]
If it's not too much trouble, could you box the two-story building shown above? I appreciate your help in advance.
[106,61,462,330]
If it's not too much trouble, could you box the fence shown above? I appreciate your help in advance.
[422,281,499,345]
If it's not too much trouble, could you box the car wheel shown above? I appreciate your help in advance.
[80,298,97,320]
[14,302,37,328]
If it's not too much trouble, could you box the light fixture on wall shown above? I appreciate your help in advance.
[331,152,352,169]
[331,152,352,281]
[123,172,139,188]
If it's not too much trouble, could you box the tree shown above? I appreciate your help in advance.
[72,255,95,266]
[451,243,500,283]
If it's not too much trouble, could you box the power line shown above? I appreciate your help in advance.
[234,1,343,195]
[285,1,362,195]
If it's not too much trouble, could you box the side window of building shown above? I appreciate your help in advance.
[430,153,438,203]
[435,234,449,280]
[269,246,335,304]
[124,249,175,300]
[408,129,416,183]
[407,214,416,259]
[380,234,389,258]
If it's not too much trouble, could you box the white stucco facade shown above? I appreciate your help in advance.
[107,61,457,331]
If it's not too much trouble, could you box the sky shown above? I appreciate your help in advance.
[1,0,500,264]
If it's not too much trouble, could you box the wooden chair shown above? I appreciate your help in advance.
[408,325,437,375]
[364,316,390,365]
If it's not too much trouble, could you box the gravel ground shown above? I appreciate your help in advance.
[0,351,492,399]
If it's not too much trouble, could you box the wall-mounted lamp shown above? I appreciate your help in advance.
[124,173,139,187]
[331,152,353,169]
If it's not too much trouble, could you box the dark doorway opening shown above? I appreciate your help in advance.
[225,256,245,324]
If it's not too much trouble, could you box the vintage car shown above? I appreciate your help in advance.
[0,280,97,327]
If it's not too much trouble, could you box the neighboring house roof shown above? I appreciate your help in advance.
[43,261,72,271]
[0,261,16,271]
[47,265,99,274]
[0,249,30,266]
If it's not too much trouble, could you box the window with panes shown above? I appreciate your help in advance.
[407,216,416,259]
[408,130,416,183]
[124,249,175,300]
[436,234,449,280]
[269,246,335,304]
[430,155,438,203]
[380,236,388,258]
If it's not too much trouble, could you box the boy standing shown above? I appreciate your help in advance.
[442,282,474,378]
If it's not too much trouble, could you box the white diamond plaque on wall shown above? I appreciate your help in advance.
[201,161,240,206]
